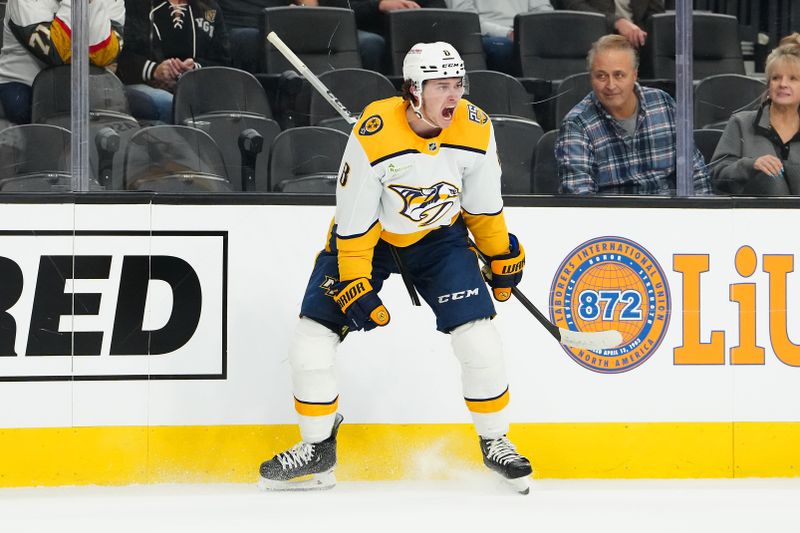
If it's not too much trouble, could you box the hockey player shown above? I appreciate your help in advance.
[259,41,532,494]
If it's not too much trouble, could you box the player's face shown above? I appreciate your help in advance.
[768,60,800,109]
[590,49,639,118]
[421,78,465,128]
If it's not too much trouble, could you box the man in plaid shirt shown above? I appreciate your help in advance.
[556,34,712,195]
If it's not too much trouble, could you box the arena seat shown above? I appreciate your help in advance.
[174,67,279,191]
[267,126,347,193]
[30,66,137,189]
[308,68,396,127]
[465,70,535,121]
[0,124,101,192]
[532,129,559,194]
[385,9,485,76]
[692,0,761,68]
[31,65,130,122]
[513,11,606,81]
[640,12,745,80]
[278,174,338,193]
[693,128,724,168]
[173,67,273,122]
[694,74,765,129]
[123,125,233,192]
[554,72,592,128]
[492,116,543,194]
[260,7,361,75]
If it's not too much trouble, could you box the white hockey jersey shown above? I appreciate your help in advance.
[334,96,511,281]
[0,0,124,86]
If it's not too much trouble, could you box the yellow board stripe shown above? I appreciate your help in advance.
[1,422,800,487]
[294,396,339,417]
[465,387,509,414]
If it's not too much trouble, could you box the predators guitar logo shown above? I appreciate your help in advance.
[389,181,459,227]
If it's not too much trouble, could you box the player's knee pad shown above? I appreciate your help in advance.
[289,317,340,402]
[450,318,507,397]
[451,318,504,371]
[289,317,340,373]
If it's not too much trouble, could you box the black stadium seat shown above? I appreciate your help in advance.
[640,12,745,80]
[465,70,535,121]
[30,65,138,189]
[31,65,130,122]
[514,11,606,80]
[532,129,559,194]
[123,126,233,192]
[268,126,347,193]
[385,9,485,76]
[554,72,592,128]
[173,67,273,122]
[309,68,396,130]
[492,116,543,194]
[693,128,724,168]
[694,74,765,129]
[0,124,97,192]
[260,7,361,75]
[174,67,280,191]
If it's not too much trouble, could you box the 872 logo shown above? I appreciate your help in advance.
[549,236,671,373]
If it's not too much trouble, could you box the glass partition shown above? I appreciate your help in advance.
[0,1,793,196]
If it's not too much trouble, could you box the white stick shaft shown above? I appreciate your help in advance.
[266,31,357,125]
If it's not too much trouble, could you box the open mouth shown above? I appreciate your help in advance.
[442,106,456,120]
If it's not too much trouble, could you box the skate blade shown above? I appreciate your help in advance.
[258,470,336,492]
[497,474,530,495]
[509,476,530,495]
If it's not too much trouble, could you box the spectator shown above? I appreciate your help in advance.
[220,0,312,74]
[556,34,712,195]
[558,0,663,48]
[344,0,447,73]
[711,44,800,195]
[0,0,124,124]
[449,0,553,74]
[219,0,438,74]
[117,0,231,124]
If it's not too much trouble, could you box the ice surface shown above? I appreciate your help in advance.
[1,478,799,533]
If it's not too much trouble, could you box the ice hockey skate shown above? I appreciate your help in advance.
[479,435,532,495]
[259,413,344,491]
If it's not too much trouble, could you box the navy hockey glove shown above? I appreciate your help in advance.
[483,233,525,302]
[332,277,390,331]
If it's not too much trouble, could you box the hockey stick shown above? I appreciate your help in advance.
[266,32,357,125]
[469,239,623,351]
[268,31,422,306]
[268,32,621,351]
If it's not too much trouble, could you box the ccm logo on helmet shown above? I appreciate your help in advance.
[0,231,227,381]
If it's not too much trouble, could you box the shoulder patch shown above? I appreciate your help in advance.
[359,115,383,136]
[466,104,488,125]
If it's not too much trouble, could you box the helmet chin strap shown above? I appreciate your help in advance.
[410,89,441,131]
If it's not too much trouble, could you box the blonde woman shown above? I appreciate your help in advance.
[711,44,800,195]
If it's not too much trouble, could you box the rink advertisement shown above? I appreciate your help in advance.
[0,202,799,485]
[0,230,226,380]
